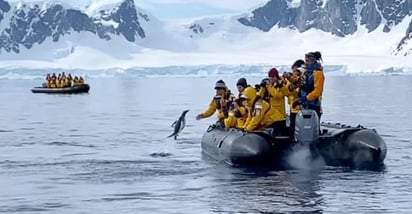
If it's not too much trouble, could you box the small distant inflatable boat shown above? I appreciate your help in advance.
[31,84,90,94]
[201,109,387,169]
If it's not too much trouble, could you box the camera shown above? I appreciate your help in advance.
[260,79,269,87]
[282,72,292,79]
[295,76,305,88]
[255,84,261,91]
[274,79,284,88]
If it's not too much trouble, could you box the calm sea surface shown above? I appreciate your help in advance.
[1,75,412,213]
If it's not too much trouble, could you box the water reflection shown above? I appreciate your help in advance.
[204,161,324,213]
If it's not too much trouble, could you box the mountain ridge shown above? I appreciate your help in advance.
[0,0,411,60]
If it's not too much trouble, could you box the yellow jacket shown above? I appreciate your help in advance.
[261,83,289,122]
[237,106,248,127]
[243,99,273,131]
[201,91,235,120]
[57,80,63,88]
[306,69,325,102]
[285,80,301,113]
[224,106,248,128]
[224,115,237,128]
[49,81,57,88]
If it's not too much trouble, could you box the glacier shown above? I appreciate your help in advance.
[1,64,412,80]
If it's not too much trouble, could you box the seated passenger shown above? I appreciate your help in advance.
[67,74,73,86]
[241,87,275,132]
[73,76,79,86]
[79,76,85,84]
[196,80,235,126]
[64,77,70,87]
[224,98,248,128]
[224,78,252,128]
[49,77,57,88]
[44,74,51,88]
[235,78,251,95]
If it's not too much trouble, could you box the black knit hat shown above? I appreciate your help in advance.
[291,59,305,69]
[236,78,247,88]
[214,80,226,89]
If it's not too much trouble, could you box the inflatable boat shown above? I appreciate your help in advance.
[201,109,387,169]
[31,84,90,94]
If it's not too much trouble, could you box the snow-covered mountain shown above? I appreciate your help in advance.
[0,0,411,72]
[190,0,412,56]
[0,0,145,53]
[0,0,191,60]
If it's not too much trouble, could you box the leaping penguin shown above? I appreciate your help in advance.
[167,109,190,140]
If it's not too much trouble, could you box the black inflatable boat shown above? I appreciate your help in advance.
[31,84,90,94]
[201,109,387,169]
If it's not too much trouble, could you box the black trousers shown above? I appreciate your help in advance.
[270,120,287,137]
[289,112,297,137]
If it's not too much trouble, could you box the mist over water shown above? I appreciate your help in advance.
[286,145,326,171]
[1,75,412,213]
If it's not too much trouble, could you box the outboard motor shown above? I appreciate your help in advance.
[294,109,319,145]
[287,109,323,169]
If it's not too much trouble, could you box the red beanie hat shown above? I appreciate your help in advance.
[268,68,279,78]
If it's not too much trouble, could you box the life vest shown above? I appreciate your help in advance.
[300,63,321,108]
[214,90,235,118]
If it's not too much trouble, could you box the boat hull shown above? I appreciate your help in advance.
[317,123,387,168]
[31,84,90,94]
[201,127,272,165]
[201,122,387,169]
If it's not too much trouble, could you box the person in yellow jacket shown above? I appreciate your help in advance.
[224,98,248,128]
[73,76,79,86]
[49,76,57,88]
[224,78,252,128]
[79,76,85,84]
[257,68,290,136]
[196,80,235,127]
[67,74,73,87]
[285,59,306,136]
[293,51,325,120]
[44,74,51,88]
[57,77,63,88]
[240,87,275,132]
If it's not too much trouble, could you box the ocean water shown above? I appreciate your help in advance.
[1,75,412,213]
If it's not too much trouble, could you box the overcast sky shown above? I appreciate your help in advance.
[137,0,269,19]
[8,0,269,19]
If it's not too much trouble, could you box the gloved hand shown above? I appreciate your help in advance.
[292,100,301,108]
[292,97,307,108]
[274,80,284,88]
[288,84,295,91]
[196,114,203,120]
